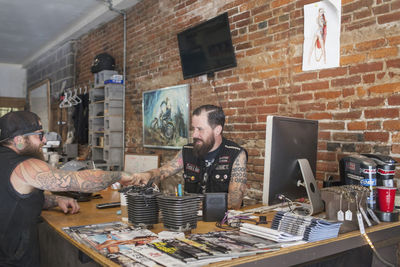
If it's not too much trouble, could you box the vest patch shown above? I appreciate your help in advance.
[186,163,200,173]
[219,155,230,163]
[216,164,229,170]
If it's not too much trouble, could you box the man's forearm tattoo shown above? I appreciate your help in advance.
[151,151,184,181]
[26,160,122,192]
[43,194,58,209]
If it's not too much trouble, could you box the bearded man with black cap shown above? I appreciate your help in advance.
[0,111,134,267]
[131,105,248,210]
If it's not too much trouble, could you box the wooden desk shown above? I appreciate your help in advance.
[40,189,400,267]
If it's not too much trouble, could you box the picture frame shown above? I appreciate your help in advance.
[28,79,51,132]
[142,84,190,149]
[124,153,160,173]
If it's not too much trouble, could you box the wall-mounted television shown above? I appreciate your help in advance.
[177,12,237,80]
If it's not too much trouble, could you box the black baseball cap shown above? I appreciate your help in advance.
[0,111,42,142]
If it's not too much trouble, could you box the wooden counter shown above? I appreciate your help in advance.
[40,188,400,267]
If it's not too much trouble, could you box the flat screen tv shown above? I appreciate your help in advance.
[177,12,237,80]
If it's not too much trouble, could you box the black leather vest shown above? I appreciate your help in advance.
[0,146,44,267]
[182,138,246,194]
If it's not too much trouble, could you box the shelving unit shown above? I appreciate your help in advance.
[89,81,123,170]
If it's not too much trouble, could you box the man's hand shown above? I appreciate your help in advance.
[130,172,152,186]
[55,196,80,214]
[119,171,151,186]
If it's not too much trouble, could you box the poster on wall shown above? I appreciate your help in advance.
[302,0,341,71]
[142,84,190,149]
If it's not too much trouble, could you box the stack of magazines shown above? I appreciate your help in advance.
[271,211,342,242]
[63,222,279,267]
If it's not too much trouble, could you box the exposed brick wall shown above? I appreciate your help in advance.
[75,0,400,199]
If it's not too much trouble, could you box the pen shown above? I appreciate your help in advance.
[178,184,183,197]
[175,186,178,197]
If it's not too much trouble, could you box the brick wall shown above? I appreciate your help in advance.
[75,0,400,199]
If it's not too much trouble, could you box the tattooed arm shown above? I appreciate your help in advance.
[10,158,131,194]
[228,150,247,209]
[131,151,184,185]
[43,194,80,214]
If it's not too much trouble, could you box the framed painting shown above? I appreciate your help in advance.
[28,79,51,132]
[142,84,190,149]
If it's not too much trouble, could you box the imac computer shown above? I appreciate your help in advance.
[263,115,324,215]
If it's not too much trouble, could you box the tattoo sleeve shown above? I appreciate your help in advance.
[228,150,247,209]
[17,159,122,192]
[146,151,184,183]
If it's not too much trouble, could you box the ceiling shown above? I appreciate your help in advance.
[0,0,140,66]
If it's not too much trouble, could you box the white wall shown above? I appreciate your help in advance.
[0,63,26,98]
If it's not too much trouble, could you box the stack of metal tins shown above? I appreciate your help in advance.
[125,186,160,228]
[157,194,203,232]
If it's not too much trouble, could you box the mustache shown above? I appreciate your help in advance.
[193,138,203,143]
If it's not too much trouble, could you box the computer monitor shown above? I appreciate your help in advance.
[263,115,324,215]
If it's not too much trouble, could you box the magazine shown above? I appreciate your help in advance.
[63,221,157,267]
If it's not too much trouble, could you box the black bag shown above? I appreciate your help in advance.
[90,53,115,73]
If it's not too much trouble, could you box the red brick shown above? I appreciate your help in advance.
[387,58,400,68]
[369,47,398,59]
[362,74,375,83]
[347,121,366,130]
[341,54,366,65]
[319,67,347,78]
[369,82,400,94]
[233,11,250,22]
[351,97,385,108]
[367,120,382,130]
[307,113,333,120]
[364,132,389,142]
[302,81,329,91]
[257,105,278,114]
[318,151,337,161]
[388,94,400,105]
[378,11,400,24]
[364,108,399,119]
[319,131,331,141]
[299,103,326,112]
[392,144,400,154]
[293,72,317,83]
[343,88,356,97]
[319,122,345,130]
[290,93,312,101]
[373,4,390,14]
[349,62,383,74]
[393,133,400,143]
[314,91,342,100]
[356,38,386,51]
[383,120,400,131]
[332,132,361,142]
[331,76,361,87]
[333,111,362,120]
[388,36,400,45]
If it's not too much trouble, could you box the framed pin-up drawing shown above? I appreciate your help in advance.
[28,79,51,132]
[142,84,190,149]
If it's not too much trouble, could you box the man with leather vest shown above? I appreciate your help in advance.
[0,111,134,267]
[132,105,247,209]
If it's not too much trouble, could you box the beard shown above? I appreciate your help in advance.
[19,137,45,161]
[193,134,215,159]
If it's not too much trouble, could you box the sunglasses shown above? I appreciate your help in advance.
[23,131,45,141]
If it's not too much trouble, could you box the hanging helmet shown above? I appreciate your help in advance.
[90,53,115,73]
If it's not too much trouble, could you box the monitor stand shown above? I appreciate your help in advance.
[296,159,325,215]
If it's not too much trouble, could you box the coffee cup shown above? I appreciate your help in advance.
[377,186,397,213]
